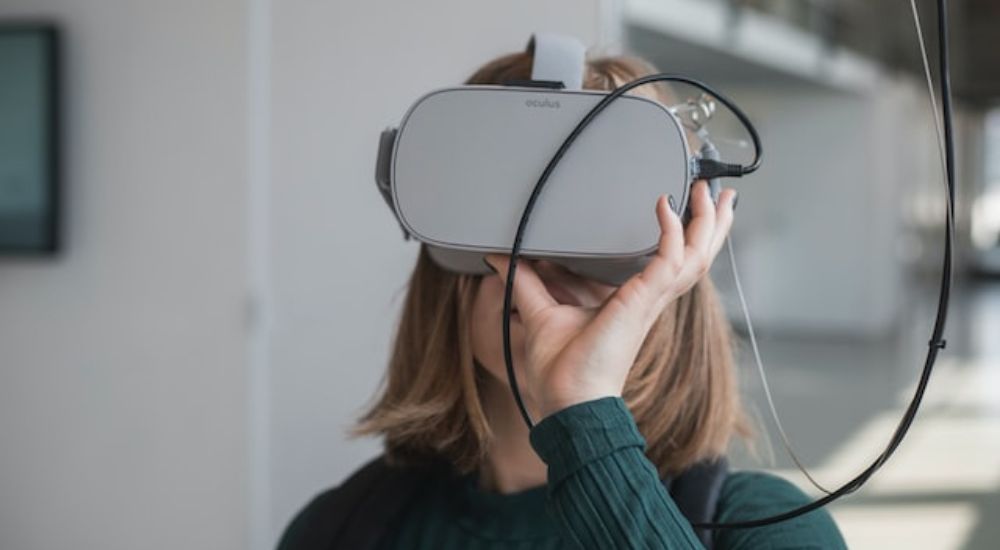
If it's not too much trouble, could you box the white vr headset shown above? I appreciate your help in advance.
[375,33,756,285]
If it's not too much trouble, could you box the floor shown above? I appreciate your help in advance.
[727,274,1000,549]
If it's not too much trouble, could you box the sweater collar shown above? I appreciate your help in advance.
[446,470,557,541]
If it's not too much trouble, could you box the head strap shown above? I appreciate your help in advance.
[526,33,586,90]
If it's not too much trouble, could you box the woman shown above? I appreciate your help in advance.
[278,51,846,549]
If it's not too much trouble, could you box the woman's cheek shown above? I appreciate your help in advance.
[470,275,525,384]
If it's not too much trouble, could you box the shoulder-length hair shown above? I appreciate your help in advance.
[355,51,750,478]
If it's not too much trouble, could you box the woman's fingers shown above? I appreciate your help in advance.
[486,182,737,327]
[656,193,685,272]
[643,181,713,296]
[682,180,716,267]
[605,193,684,325]
[677,182,739,282]
[642,193,685,291]
[485,254,557,320]
[621,182,738,324]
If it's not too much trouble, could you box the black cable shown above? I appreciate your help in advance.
[694,0,955,527]
[501,0,955,530]
[502,75,762,429]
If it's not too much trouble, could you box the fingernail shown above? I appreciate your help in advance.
[667,194,677,212]
[732,191,739,211]
[482,257,498,274]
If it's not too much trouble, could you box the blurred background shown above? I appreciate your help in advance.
[0,0,997,549]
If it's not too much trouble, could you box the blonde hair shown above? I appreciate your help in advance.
[355,50,750,478]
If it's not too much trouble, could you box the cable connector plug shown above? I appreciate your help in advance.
[695,158,746,180]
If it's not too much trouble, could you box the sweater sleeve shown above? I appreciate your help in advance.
[714,471,847,549]
[529,397,847,550]
[529,396,705,549]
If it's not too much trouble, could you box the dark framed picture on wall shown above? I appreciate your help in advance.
[0,22,59,254]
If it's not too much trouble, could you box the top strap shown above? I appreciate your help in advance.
[526,32,586,90]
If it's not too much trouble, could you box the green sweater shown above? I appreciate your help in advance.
[380,397,846,549]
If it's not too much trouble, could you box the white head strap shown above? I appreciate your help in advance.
[526,32,586,90]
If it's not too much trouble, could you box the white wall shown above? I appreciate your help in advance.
[0,2,613,548]
[708,78,940,337]
[0,2,249,549]
[265,1,607,546]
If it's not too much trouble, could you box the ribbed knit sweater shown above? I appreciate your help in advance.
[379,397,845,549]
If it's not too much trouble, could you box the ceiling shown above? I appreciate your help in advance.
[736,0,1000,106]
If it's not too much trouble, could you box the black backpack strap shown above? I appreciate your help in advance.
[276,455,433,550]
[664,457,729,550]
[279,454,728,550]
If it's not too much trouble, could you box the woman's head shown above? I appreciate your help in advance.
[355,50,749,477]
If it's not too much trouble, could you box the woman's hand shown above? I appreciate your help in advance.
[484,180,737,420]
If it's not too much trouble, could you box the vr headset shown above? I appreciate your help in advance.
[374,33,750,285]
